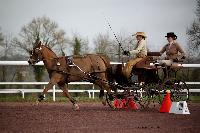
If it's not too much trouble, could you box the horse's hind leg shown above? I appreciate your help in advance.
[97,82,112,106]
[99,89,105,100]
[94,74,112,106]
[99,90,106,105]
[58,82,79,110]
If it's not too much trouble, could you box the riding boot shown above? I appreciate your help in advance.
[162,63,168,80]
[127,74,132,84]
[163,68,167,79]
[127,68,135,84]
[38,94,45,102]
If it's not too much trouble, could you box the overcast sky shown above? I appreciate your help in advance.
[0,0,197,51]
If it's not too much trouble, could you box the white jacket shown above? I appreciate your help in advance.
[130,39,147,57]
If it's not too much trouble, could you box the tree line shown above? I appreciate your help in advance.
[0,16,134,85]
[0,0,200,84]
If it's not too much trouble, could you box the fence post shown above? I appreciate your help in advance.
[140,88,143,98]
[92,84,95,99]
[53,85,56,101]
[21,90,25,99]
[88,91,91,98]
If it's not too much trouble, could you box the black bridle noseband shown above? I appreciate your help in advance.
[29,46,44,63]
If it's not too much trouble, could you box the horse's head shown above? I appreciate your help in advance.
[28,41,44,65]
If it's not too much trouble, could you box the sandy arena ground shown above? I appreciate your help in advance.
[0,102,200,133]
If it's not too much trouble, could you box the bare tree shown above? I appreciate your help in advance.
[187,0,200,57]
[0,34,13,59]
[0,28,6,83]
[94,32,112,55]
[12,16,69,82]
[112,31,136,61]
[80,38,90,55]
[94,31,135,62]
[0,30,15,86]
[0,29,3,45]
[186,0,200,82]
[0,29,29,85]
[12,16,68,56]
[0,30,12,82]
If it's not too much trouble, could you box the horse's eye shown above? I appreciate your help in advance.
[29,50,33,55]
[35,48,40,53]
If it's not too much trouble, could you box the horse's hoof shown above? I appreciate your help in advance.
[110,101,116,109]
[102,100,107,106]
[73,103,80,111]
[35,100,40,106]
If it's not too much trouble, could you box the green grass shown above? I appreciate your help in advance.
[189,96,200,102]
[0,93,199,103]
[0,93,102,103]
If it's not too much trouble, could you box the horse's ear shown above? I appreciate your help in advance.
[38,41,42,46]
[29,50,32,55]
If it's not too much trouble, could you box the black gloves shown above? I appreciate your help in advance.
[173,56,186,62]
[123,50,130,56]
[181,56,186,59]
[173,58,179,62]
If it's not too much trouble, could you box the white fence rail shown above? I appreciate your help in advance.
[0,61,200,101]
[0,82,96,101]
[0,61,200,67]
[0,82,200,101]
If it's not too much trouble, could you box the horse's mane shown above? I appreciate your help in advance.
[41,45,57,57]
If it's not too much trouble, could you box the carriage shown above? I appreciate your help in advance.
[105,52,189,109]
[28,41,189,110]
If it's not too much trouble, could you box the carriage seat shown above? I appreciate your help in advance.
[147,52,161,56]
[134,57,157,70]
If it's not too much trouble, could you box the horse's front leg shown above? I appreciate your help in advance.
[38,81,55,102]
[95,79,112,106]
[99,89,106,106]
[58,82,79,110]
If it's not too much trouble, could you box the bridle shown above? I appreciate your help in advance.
[29,45,59,64]
[30,46,44,63]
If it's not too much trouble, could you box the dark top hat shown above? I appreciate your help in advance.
[165,32,177,39]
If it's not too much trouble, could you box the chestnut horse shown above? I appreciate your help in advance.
[28,41,112,110]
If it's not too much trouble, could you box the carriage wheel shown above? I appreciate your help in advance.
[136,84,151,109]
[137,83,162,109]
[106,90,137,109]
[106,92,115,109]
[170,80,189,102]
[106,91,117,109]
[136,89,151,109]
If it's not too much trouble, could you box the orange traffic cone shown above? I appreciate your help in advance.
[159,90,172,113]
[128,98,138,110]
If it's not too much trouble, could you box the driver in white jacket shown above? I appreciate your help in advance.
[123,32,147,79]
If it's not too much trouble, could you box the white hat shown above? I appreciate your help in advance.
[132,32,147,38]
